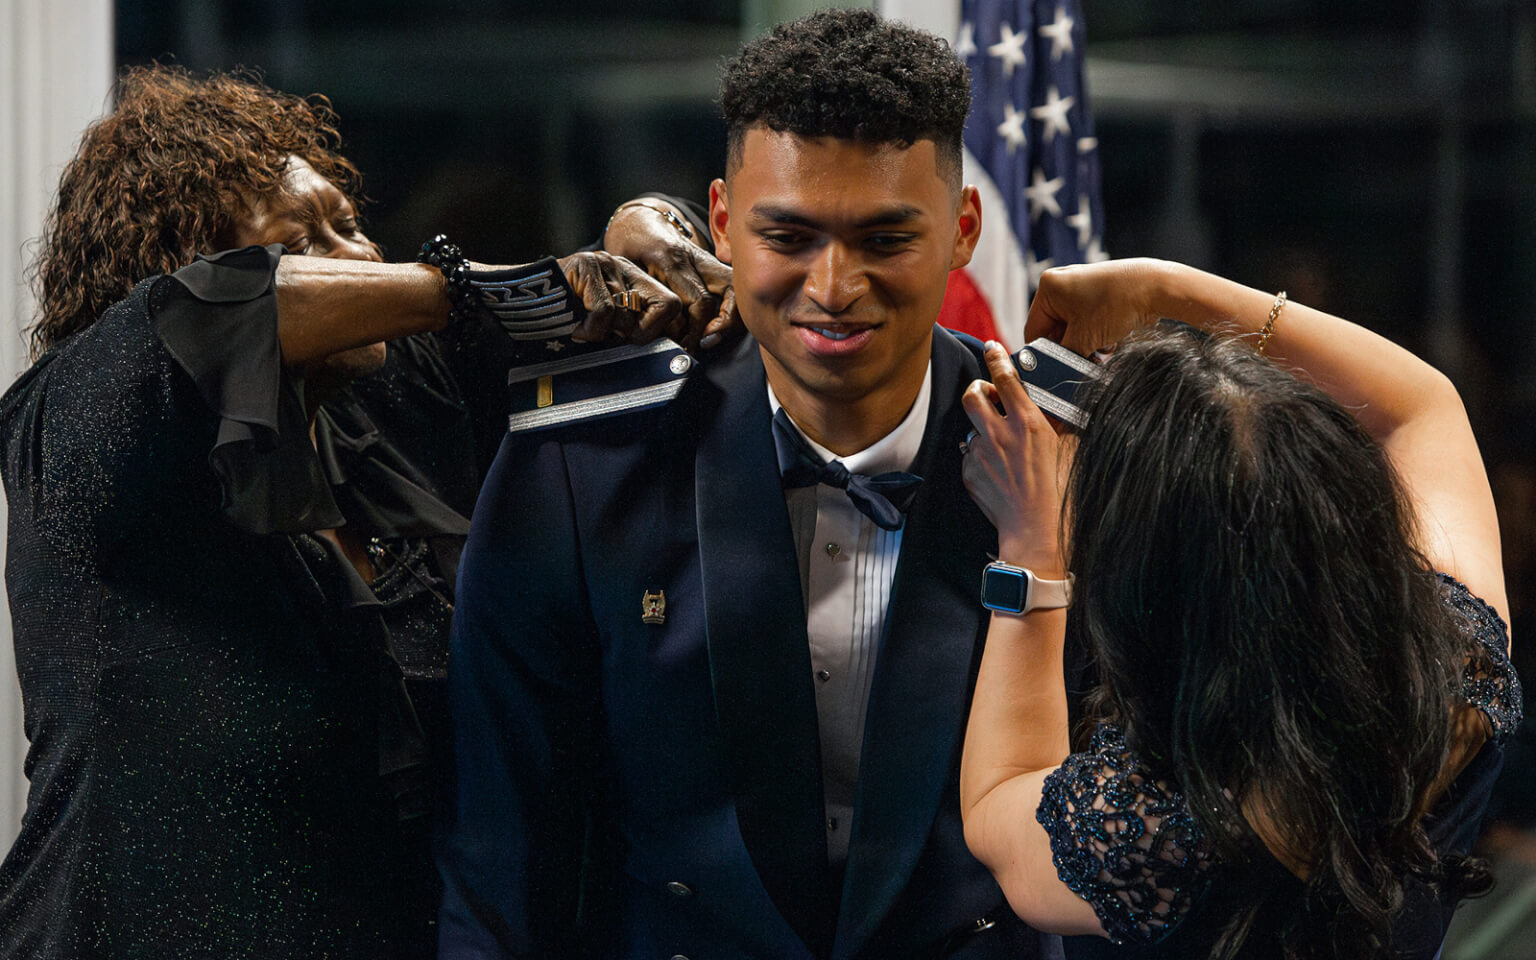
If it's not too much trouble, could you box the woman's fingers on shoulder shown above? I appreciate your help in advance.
[1025,259,1155,354]
[962,378,1002,424]
[617,258,682,342]
[688,245,734,292]
[1023,312,1066,345]
[983,341,1024,394]
[562,251,684,343]
[1025,266,1099,347]
[959,445,993,501]
[986,342,1061,435]
[561,253,614,341]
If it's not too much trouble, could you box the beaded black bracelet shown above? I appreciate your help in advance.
[417,234,482,325]
[417,234,586,358]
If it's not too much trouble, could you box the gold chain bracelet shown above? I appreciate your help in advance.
[1256,290,1287,354]
[606,201,695,243]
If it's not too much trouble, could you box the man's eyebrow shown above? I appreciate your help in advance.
[748,203,925,229]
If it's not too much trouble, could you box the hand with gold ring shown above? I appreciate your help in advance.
[602,198,738,353]
[960,342,1069,576]
[556,250,683,344]
[613,288,641,313]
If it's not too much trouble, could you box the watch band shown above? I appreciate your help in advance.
[980,561,1073,615]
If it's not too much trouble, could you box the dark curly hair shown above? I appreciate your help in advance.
[719,8,970,187]
[28,63,363,357]
[1068,324,1491,958]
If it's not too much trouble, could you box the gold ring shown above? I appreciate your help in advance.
[615,289,640,312]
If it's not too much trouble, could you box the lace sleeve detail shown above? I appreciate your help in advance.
[1036,723,1212,945]
[1438,573,1523,745]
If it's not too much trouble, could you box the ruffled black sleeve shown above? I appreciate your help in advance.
[152,244,344,533]
[1037,723,1213,945]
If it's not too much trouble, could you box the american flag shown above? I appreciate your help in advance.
[931,0,1107,347]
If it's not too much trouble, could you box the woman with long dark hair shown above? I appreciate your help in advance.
[958,258,1519,958]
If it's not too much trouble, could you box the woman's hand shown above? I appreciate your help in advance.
[603,200,737,351]
[1024,258,1171,356]
[556,251,684,345]
[960,341,1069,576]
[958,354,1095,941]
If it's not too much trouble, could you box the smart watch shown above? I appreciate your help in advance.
[979,561,1073,615]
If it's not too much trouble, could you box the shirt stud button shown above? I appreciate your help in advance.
[825,542,841,558]
[666,881,692,897]
[816,669,831,682]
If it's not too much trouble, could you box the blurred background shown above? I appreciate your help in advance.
[109,0,1536,462]
[4,1,1534,955]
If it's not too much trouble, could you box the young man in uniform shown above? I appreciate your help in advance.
[440,11,1061,959]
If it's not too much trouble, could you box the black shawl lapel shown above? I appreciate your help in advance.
[694,335,834,952]
[833,329,996,958]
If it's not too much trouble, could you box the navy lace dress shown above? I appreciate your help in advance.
[1043,576,1522,959]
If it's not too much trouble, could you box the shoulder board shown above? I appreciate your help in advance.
[506,338,693,434]
[1014,339,1104,429]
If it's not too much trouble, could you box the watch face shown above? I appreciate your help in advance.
[981,564,1029,613]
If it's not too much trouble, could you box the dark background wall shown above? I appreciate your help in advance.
[116,1,740,260]
[1083,1,1536,465]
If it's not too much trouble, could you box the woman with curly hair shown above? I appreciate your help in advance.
[0,64,722,958]
[958,259,1518,958]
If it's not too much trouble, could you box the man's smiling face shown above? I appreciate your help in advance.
[710,128,980,439]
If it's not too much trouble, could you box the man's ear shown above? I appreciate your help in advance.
[708,178,732,265]
[949,185,982,271]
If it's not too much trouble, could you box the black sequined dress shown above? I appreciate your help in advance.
[0,245,512,959]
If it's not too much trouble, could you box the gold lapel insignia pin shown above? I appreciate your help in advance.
[641,589,666,625]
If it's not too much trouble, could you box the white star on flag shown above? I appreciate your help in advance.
[1065,193,1094,249]
[1030,85,1074,144]
[996,102,1027,154]
[1026,168,1064,221]
[1038,5,1075,61]
[955,20,978,58]
[1025,249,1055,287]
[894,0,1105,349]
[987,22,1027,77]
[1085,236,1110,263]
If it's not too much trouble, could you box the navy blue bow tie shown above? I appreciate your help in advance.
[771,408,923,531]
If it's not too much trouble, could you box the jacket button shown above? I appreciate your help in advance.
[666,881,692,897]
[671,955,690,960]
